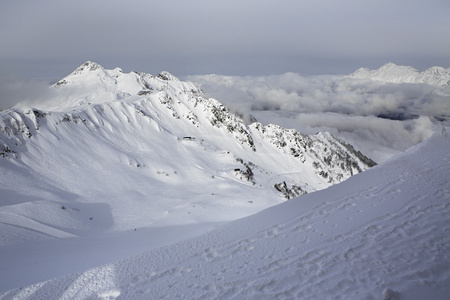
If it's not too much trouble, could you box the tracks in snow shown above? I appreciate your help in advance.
[0,212,77,239]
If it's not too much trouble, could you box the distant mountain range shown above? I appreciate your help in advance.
[350,62,450,86]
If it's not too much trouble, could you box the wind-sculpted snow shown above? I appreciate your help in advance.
[3,131,449,299]
[0,62,376,292]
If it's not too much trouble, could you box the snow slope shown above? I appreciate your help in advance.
[0,62,375,292]
[2,130,449,300]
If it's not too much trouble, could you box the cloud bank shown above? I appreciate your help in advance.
[188,73,449,120]
[187,73,449,162]
[0,78,54,111]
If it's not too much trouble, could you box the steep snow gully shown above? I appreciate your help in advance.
[3,129,449,300]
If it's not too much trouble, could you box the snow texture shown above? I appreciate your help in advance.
[2,129,449,300]
[0,62,449,299]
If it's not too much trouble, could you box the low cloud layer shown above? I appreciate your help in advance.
[188,73,450,120]
[0,75,123,111]
[0,78,54,111]
[187,73,449,162]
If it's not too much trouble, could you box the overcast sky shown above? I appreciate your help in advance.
[1,0,449,81]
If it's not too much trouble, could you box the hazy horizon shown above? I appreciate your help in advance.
[1,0,449,81]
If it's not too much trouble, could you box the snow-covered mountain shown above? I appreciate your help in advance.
[1,62,449,299]
[350,62,450,86]
[1,61,375,196]
[0,62,376,292]
[2,127,449,300]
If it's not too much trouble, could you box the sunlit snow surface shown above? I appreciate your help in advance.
[0,62,376,296]
[0,63,449,299]
[2,132,449,299]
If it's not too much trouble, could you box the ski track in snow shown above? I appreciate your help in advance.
[2,133,449,299]
[0,212,77,239]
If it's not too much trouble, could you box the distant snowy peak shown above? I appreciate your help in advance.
[71,61,103,74]
[350,62,450,86]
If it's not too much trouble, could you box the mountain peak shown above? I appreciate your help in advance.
[72,61,103,74]
[423,66,449,76]
[157,71,180,81]
[48,63,194,111]
[53,61,106,88]
[378,62,418,73]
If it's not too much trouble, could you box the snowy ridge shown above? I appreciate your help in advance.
[350,62,450,86]
[1,61,375,193]
[0,62,376,292]
[2,131,449,299]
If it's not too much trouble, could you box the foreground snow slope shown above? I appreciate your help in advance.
[3,131,449,299]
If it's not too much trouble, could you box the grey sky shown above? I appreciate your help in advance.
[1,0,449,81]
